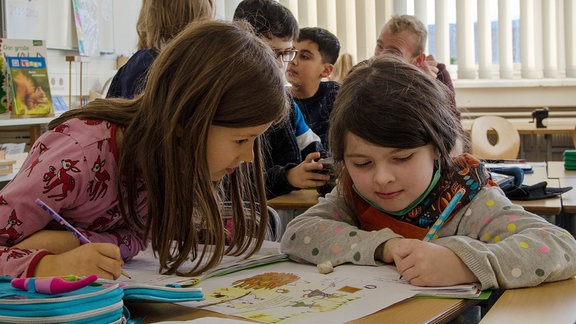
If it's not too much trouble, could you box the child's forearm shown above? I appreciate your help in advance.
[15,230,81,253]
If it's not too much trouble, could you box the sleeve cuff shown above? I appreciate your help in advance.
[26,250,54,277]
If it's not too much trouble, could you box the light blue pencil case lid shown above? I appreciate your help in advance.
[120,283,203,302]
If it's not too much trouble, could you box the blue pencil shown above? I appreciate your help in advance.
[35,198,131,279]
[422,188,466,242]
[35,198,91,244]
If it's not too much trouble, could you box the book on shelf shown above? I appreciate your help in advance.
[0,38,51,118]
[0,39,9,118]
[5,56,54,117]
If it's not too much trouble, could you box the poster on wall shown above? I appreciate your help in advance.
[72,0,100,57]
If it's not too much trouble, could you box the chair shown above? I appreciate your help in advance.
[222,202,282,242]
[265,206,282,242]
[470,116,521,160]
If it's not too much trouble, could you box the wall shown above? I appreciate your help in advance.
[6,0,576,113]
[2,0,142,109]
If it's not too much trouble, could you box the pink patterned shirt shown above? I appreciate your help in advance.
[0,118,148,277]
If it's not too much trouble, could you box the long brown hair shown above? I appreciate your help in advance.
[136,0,216,50]
[329,55,461,203]
[50,21,289,276]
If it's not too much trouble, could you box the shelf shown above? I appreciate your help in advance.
[0,117,57,127]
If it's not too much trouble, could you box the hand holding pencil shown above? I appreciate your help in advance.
[393,188,478,286]
[34,199,131,280]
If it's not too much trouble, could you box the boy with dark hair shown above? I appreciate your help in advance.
[287,27,341,148]
[234,0,330,199]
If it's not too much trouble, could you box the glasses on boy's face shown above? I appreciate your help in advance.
[273,49,298,62]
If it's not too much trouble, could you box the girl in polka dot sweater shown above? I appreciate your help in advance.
[280,55,576,290]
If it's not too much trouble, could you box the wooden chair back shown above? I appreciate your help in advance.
[470,116,521,160]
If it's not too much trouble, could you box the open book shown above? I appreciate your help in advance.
[119,242,289,287]
[182,259,486,324]
[409,283,484,299]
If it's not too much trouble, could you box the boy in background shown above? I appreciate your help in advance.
[234,0,330,199]
[287,27,341,149]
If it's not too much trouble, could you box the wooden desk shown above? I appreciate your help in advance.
[127,295,478,324]
[547,161,576,179]
[267,189,319,210]
[558,177,576,214]
[546,162,576,226]
[480,277,576,324]
[511,165,562,215]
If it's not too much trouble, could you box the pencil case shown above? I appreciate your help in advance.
[0,275,204,323]
[0,276,126,323]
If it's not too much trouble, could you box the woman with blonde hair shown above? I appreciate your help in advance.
[108,0,216,99]
[329,53,354,83]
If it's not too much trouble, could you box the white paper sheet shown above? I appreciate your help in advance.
[121,242,480,323]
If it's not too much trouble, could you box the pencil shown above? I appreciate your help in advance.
[399,188,466,280]
[422,188,466,242]
[35,198,132,279]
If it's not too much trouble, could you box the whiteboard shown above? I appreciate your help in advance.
[2,0,114,54]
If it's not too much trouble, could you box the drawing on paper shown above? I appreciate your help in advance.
[199,272,364,323]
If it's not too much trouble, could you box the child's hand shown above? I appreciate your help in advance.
[286,152,330,189]
[34,243,124,280]
[15,230,81,254]
[388,239,477,286]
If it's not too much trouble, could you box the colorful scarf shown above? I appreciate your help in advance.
[353,153,495,239]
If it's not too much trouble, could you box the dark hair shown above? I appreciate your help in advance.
[233,0,299,40]
[298,27,340,64]
[329,55,462,196]
[50,21,289,276]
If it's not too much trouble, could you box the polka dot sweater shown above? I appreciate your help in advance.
[280,186,576,290]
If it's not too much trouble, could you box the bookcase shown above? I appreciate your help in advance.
[0,117,55,150]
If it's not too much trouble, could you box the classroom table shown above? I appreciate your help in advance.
[479,277,576,324]
[547,161,576,179]
[558,177,576,214]
[510,164,562,216]
[546,160,576,213]
[126,294,479,323]
[267,189,319,210]
[545,161,576,233]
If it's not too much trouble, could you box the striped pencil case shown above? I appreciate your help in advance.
[0,276,203,323]
[0,276,126,323]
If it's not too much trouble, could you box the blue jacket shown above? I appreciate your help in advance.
[263,95,326,199]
